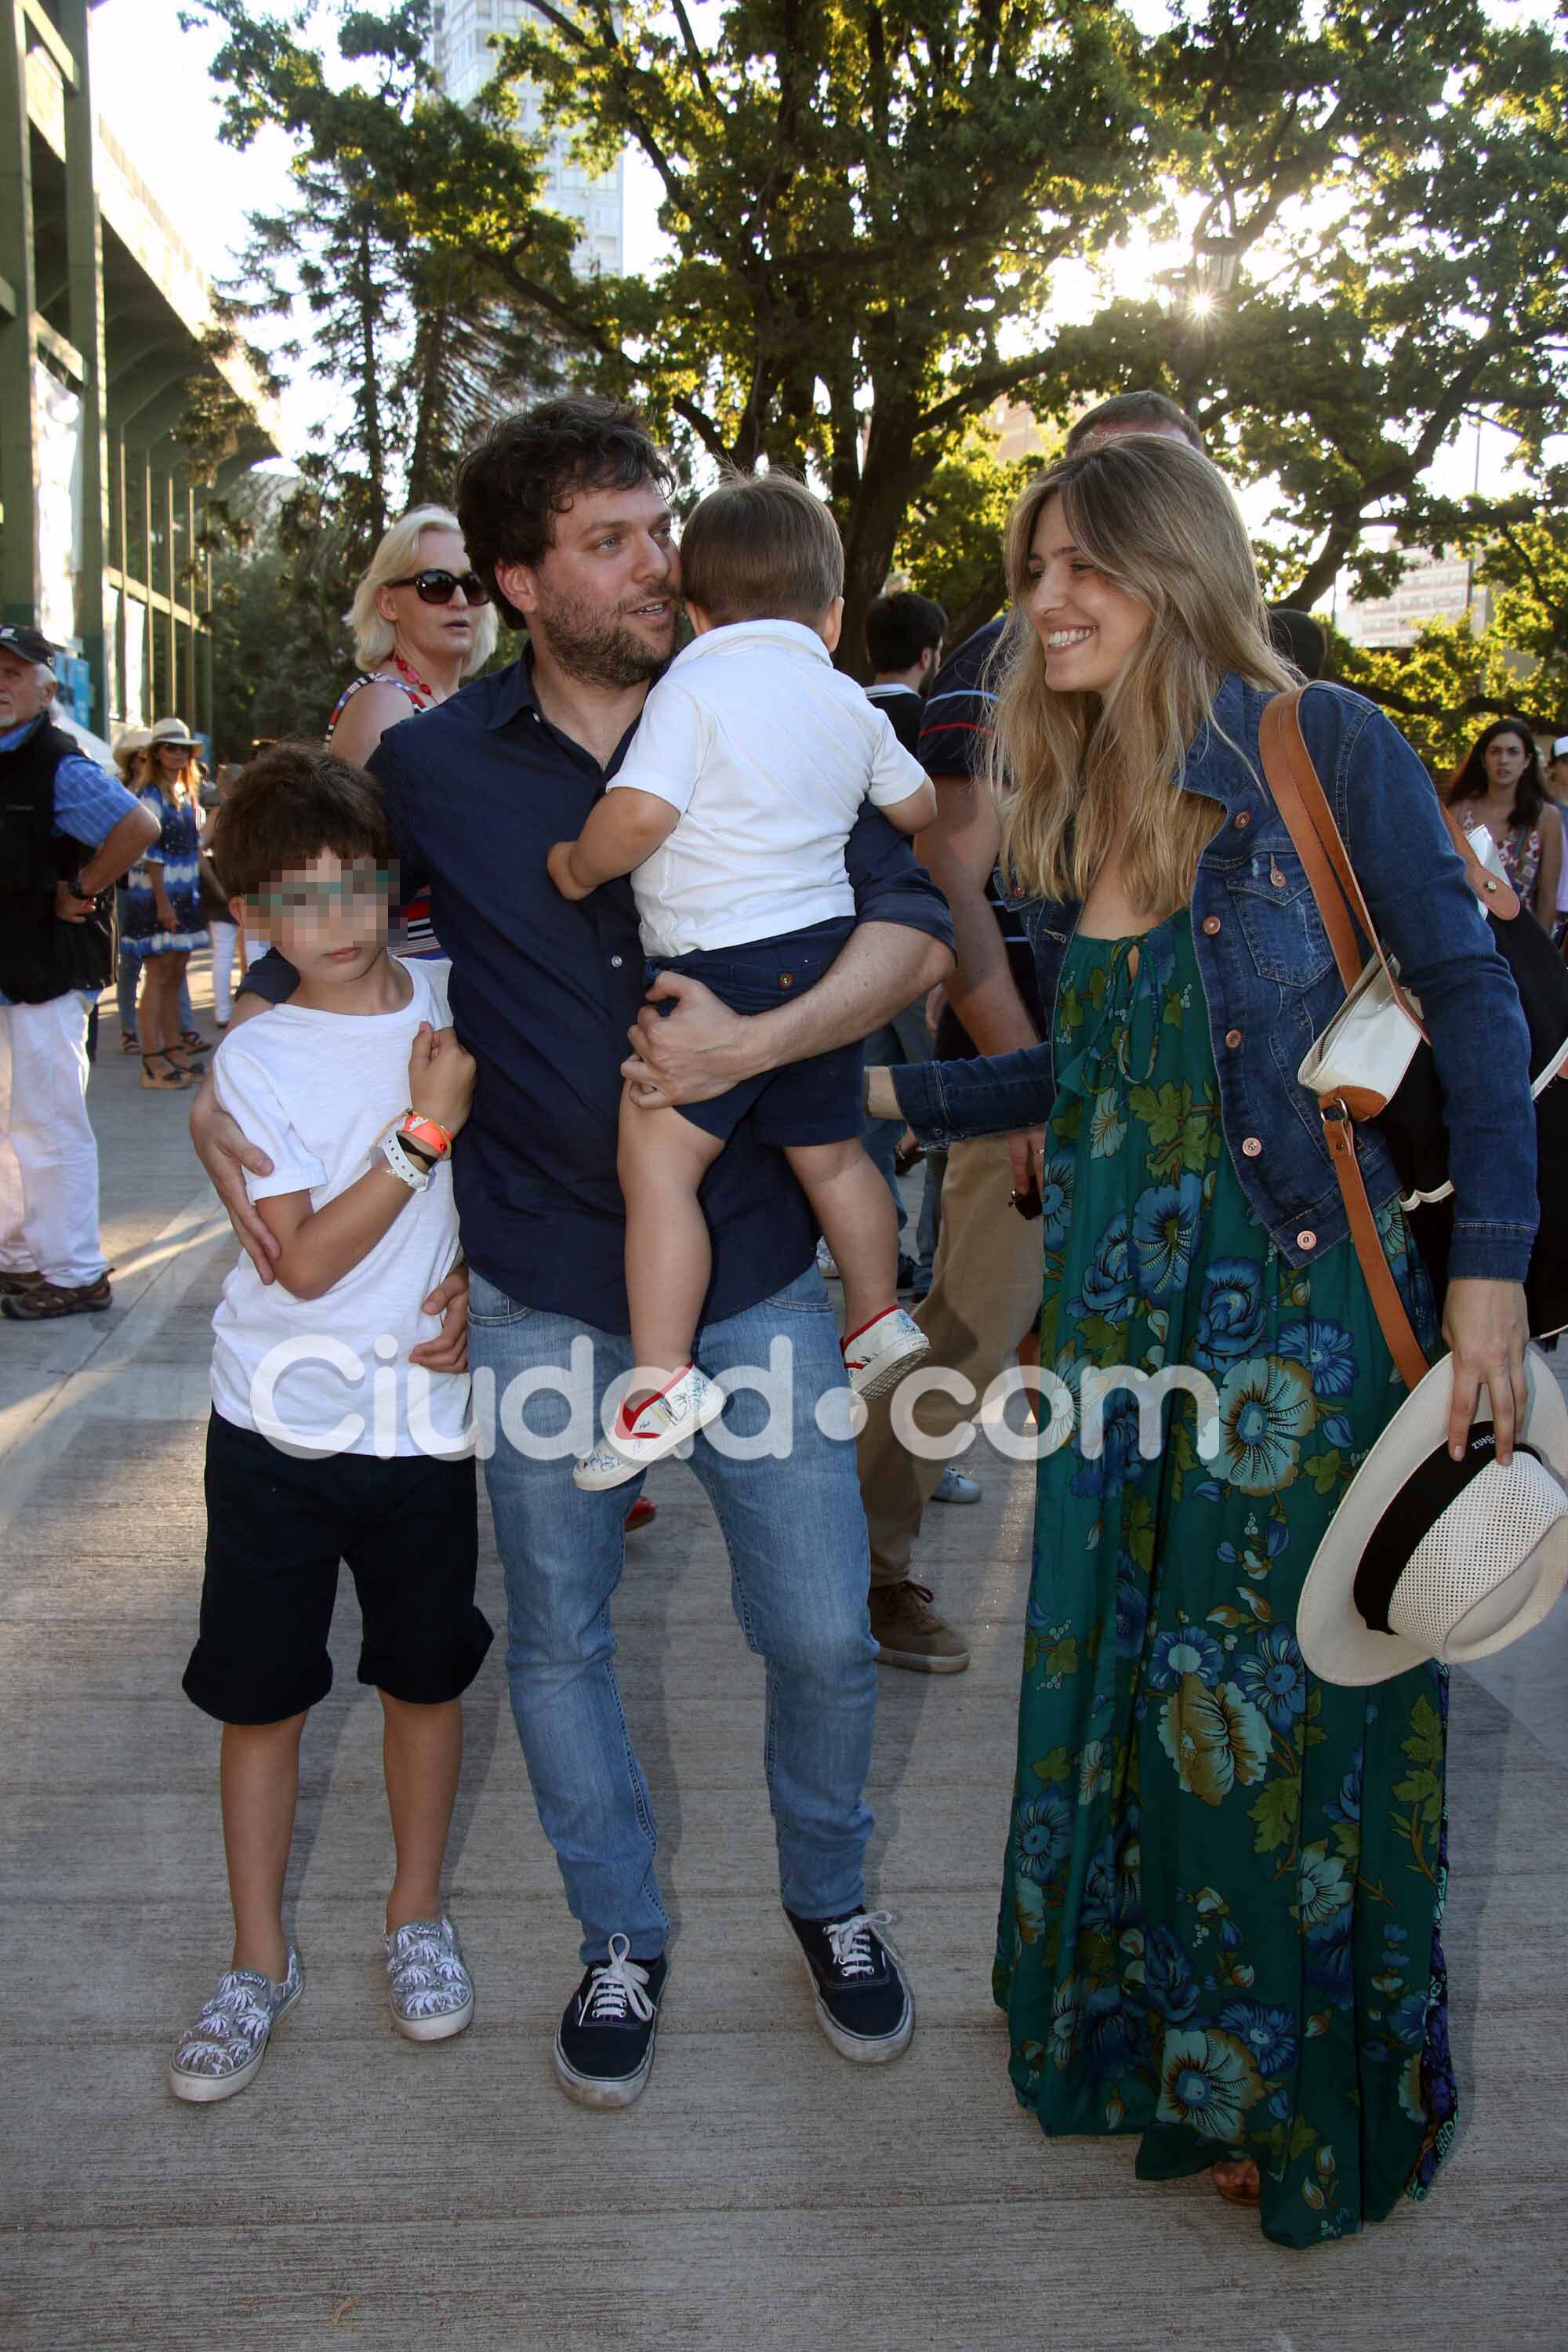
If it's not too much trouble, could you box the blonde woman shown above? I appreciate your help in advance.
[875,436,1535,2246]
[328,505,497,957]
[121,717,209,1088]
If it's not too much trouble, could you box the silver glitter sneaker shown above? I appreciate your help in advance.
[168,1947,303,2103]
[383,1914,474,2042]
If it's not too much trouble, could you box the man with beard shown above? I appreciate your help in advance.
[190,397,953,2108]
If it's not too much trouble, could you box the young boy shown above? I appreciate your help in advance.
[169,742,488,2103]
[546,471,938,1490]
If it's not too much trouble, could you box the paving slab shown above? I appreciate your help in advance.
[4,950,1566,2350]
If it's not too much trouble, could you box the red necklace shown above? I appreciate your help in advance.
[393,652,438,706]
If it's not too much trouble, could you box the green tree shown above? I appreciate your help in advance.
[489,0,1155,666]
[187,0,568,545]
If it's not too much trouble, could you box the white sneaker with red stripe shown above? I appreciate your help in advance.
[572,1363,728,1490]
[841,1306,929,1397]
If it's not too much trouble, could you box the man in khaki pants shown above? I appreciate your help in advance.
[861,392,1206,1672]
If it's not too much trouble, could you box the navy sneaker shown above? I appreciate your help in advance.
[785,1907,914,2063]
[553,1933,669,2108]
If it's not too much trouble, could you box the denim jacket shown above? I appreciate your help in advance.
[894,673,1538,1283]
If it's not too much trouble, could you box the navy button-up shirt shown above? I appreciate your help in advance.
[245,654,953,1333]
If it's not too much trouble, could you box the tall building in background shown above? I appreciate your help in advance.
[430,2,624,277]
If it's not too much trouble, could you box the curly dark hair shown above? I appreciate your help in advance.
[211,739,394,901]
[454,397,673,630]
[1444,717,1545,833]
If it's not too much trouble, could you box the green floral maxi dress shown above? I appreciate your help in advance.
[996,909,1456,2252]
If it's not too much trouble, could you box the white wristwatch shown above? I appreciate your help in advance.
[378,1126,432,1192]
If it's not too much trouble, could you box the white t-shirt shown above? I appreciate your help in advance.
[605,619,929,957]
[209,958,470,1459]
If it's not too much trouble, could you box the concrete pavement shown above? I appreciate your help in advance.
[3,950,1566,2351]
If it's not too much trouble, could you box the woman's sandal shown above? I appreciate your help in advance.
[140,1052,192,1091]
[180,1029,208,1053]
[119,1030,140,1054]
[1210,2157,1261,2208]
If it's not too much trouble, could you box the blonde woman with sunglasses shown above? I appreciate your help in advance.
[329,506,498,958]
[876,434,1535,2246]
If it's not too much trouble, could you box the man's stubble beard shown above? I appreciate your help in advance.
[532,581,673,690]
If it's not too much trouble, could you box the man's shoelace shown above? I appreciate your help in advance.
[824,1911,894,1981]
[580,1932,655,2025]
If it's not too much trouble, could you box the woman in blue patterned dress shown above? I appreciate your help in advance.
[881,436,1537,2247]
[121,715,209,1090]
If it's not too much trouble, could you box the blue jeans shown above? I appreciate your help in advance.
[467,1261,877,1964]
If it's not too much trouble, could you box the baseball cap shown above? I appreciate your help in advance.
[0,623,56,669]
[1552,735,1568,762]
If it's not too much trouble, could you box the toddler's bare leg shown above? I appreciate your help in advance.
[220,1711,307,1980]
[619,1089,725,1401]
[786,1138,900,1335]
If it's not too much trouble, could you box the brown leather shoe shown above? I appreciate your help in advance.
[1,1272,113,1320]
[0,1269,43,1299]
[867,1580,970,1674]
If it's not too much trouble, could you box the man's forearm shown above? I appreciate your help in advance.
[740,920,953,1077]
[78,807,159,893]
[938,873,1040,1057]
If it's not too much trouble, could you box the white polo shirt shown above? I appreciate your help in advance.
[605,619,928,957]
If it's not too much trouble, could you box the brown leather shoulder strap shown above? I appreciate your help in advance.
[1320,1109,1431,1390]
[1259,694,1363,994]
[1436,798,1521,920]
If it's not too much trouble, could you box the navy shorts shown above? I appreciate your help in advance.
[652,916,863,1147]
[183,1410,492,1724]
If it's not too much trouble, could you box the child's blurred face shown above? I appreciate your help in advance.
[240,848,394,984]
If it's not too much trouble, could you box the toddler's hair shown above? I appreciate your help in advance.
[678,470,844,628]
[211,739,395,901]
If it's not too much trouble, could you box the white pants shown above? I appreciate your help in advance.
[209,919,241,1024]
[0,991,107,1287]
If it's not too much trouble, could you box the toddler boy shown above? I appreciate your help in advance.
[548,471,937,1488]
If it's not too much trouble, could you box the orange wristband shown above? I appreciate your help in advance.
[400,1112,453,1161]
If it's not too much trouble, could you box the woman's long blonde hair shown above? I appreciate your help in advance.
[346,504,498,674]
[988,435,1294,918]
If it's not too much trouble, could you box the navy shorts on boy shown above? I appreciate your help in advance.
[653,916,862,1146]
[184,1410,490,1724]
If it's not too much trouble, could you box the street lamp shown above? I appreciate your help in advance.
[1192,232,1243,305]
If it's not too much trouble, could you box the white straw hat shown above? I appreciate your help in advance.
[1297,1345,1568,1686]
[148,713,198,750]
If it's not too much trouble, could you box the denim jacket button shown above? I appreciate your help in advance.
[1297,1229,1317,1250]
[1202,915,1221,936]
[1225,1028,1243,1049]
[1233,811,1251,829]
[1242,1135,1262,1157]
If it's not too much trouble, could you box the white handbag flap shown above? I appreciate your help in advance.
[1298,956,1425,1101]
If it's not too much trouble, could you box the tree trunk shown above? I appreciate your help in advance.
[355,221,388,546]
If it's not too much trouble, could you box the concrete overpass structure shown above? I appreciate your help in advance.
[0,0,280,739]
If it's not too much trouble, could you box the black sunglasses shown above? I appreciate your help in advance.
[387,568,487,606]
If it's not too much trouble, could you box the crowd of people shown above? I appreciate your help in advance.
[2,385,1563,2253]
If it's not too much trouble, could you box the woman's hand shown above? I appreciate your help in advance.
[1008,1127,1047,1200]
[1441,1276,1530,1464]
[189,1072,281,1282]
[154,891,178,932]
[410,1265,469,1374]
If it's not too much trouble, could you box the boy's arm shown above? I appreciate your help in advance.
[256,1160,429,1303]
[549,788,679,900]
[550,673,702,898]
[878,778,938,838]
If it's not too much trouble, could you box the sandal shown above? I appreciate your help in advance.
[1211,2157,1261,2207]
[119,1030,140,1054]
[141,1052,192,1091]
[180,1029,208,1052]
[0,1270,112,1319]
